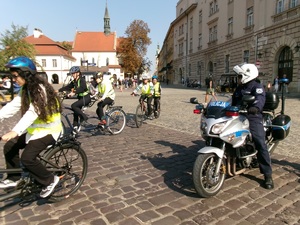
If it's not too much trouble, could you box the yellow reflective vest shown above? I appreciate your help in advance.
[27,113,62,135]
[153,82,161,97]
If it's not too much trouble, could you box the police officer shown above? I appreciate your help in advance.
[232,63,274,189]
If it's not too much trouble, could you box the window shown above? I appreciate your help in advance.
[210,2,214,15]
[290,0,298,8]
[179,24,184,35]
[225,55,230,73]
[198,33,202,48]
[179,42,184,55]
[189,64,191,76]
[52,59,57,68]
[190,38,193,51]
[210,0,219,15]
[247,7,253,27]
[213,25,218,41]
[106,57,109,66]
[199,10,202,23]
[228,17,233,35]
[214,0,218,11]
[209,26,218,42]
[42,59,46,67]
[209,28,213,42]
[243,50,250,63]
[190,17,193,29]
[276,0,285,13]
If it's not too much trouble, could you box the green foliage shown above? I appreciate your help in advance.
[58,41,72,51]
[117,19,152,75]
[0,24,36,70]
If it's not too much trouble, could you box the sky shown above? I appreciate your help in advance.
[0,0,177,73]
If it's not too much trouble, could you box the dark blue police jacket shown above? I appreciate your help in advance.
[232,79,266,113]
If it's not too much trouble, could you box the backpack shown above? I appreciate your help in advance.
[88,83,97,96]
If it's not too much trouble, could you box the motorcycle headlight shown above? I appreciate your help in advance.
[211,122,227,134]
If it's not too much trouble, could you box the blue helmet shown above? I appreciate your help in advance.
[69,66,80,74]
[152,75,158,79]
[5,56,37,74]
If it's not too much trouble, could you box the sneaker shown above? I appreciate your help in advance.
[98,120,107,125]
[0,179,18,188]
[73,125,81,134]
[40,175,60,198]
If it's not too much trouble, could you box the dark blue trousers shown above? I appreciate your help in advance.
[248,114,272,176]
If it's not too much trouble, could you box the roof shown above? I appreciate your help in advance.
[24,35,76,61]
[72,31,117,52]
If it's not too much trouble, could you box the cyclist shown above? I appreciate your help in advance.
[131,74,154,119]
[58,66,91,129]
[96,73,115,125]
[0,56,62,198]
[152,75,161,117]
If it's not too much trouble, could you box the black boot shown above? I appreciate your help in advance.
[264,175,274,190]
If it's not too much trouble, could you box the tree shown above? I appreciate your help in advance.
[117,20,152,76]
[57,41,72,51]
[0,24,36,70]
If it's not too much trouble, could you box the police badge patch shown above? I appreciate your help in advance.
[256,88,263,94]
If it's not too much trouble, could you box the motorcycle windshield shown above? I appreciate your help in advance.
[205,101,231,119]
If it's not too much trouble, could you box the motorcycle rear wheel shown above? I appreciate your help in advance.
[193,153,226,198]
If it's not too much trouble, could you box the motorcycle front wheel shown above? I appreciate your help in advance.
[193,153,226,198]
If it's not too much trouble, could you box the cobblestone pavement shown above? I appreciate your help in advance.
[0,84,299,225]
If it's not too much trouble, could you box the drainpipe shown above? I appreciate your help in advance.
[185,12,189,86]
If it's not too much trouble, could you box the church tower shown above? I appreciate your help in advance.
[104,1,110,35]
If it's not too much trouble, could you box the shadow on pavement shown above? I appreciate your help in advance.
[139,140,203,198]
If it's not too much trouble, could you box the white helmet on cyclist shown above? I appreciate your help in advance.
[142,74,149,80]
[233,63,258,84]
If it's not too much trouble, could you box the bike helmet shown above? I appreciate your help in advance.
[5,56,37,74]
[233,63,258,84]
[142,74,149,80]
[152,75,158,79]
[69,66,80,74]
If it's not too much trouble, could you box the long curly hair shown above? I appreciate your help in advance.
[14,69,62,121]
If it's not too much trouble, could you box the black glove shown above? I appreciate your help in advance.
[248,107,259,115]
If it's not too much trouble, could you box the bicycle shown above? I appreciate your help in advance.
[0,134,88,204]
[133,94,160,128]
[59,92,127,136]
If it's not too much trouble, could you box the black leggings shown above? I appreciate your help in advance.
[4,133,56,186]
[71,95,91,125]
[96,97,114,120]
[140,95,153,116]
[153,97,160,112]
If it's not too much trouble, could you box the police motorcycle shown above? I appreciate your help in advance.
[192,74,291,198]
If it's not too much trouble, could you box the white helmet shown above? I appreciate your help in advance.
[142,74,149,80]
[233,63,258,84]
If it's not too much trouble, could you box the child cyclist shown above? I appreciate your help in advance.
[95,73,116,125]
[151,75,161,118]
[131,74,154,119]
[0,56,62,198]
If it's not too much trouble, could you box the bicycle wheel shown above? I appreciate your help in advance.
[135,104,146,128]
[107,109,126,135]
[43,142,88,202]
